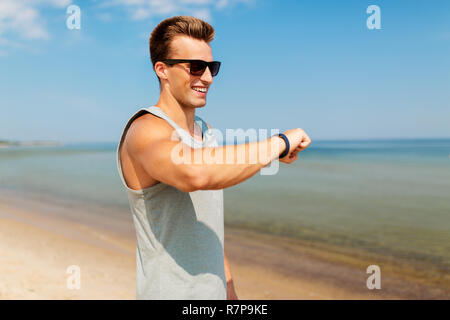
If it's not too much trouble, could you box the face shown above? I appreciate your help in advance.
[157,36,214,108]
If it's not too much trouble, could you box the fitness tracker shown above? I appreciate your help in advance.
[275,133,290,159]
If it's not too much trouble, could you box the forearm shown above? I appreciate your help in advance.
[185,136,285,190]
[224,251,238,300]
[224,251,233,283]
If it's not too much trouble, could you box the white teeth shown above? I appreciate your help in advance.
[193,87,207,93]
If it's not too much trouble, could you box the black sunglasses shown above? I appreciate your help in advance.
[162,59,221,77]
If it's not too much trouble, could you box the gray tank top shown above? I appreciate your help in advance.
[116,106,226,300]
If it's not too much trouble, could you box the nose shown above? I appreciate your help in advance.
[200,66,213,83]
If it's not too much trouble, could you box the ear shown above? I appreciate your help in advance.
[154,61,168,81]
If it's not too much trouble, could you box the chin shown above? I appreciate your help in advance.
[191,99,207,108]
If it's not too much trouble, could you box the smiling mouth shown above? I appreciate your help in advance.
[191,86,208,94]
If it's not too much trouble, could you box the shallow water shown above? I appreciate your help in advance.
[1,139,449,283]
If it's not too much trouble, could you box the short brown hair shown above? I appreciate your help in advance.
[149,16,215,68]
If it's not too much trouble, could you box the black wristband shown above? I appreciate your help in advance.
[275,133,290,159]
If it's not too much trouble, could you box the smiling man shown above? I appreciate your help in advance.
[116,16,310,300]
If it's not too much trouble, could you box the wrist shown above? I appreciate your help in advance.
[274,133,290,158]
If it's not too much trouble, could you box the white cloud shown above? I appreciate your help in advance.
[191,8,212,22]
[0,0,71,48]
[102,0,252,21]
[0,0,252,54]
[96,12,112,22]
[216,0,229,10]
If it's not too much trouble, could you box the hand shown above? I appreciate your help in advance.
[279,128,311,164]
[227,280,239,300]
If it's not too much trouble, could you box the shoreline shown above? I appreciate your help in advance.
[225,227,449,299]
[0,190,448,299]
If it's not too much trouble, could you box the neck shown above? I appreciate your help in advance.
[155,88,198,137]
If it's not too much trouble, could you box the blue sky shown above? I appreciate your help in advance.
[1,0,449,143]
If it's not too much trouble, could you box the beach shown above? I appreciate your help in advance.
[0,140,449,299]
[0,189,447,300]
[0,191,135,299]
[0,194,378,300]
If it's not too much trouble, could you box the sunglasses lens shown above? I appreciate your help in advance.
[189,61,207,76]
[188,61,221,76]
[209,62,220,77]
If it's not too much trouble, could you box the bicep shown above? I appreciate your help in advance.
[126,123,204,192]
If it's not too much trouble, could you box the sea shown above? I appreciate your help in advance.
[1,138,449,287]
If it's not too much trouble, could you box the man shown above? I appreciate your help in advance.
[116,16,311,300]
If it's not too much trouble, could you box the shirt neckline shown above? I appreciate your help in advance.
[150,105,205,144]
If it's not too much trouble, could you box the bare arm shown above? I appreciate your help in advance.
[224,251,238,300]
[126,115,310,192]
[195,136,286,190]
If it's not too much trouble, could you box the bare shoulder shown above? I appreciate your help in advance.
[124,113,175,154]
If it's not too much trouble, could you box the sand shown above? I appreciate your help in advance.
[0,204,135,299]
[0,193,447,299]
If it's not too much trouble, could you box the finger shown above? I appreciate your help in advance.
[295,142,305,150]
[306,134,311,143]
[300,136,311,148]
[289,151,299,158]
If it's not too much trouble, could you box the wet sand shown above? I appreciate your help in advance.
[0,191,447,299]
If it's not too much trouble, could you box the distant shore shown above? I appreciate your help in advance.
[0,140,63,148]
[0,188,447,299]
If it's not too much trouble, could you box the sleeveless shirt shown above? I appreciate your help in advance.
[116,106,226,300]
